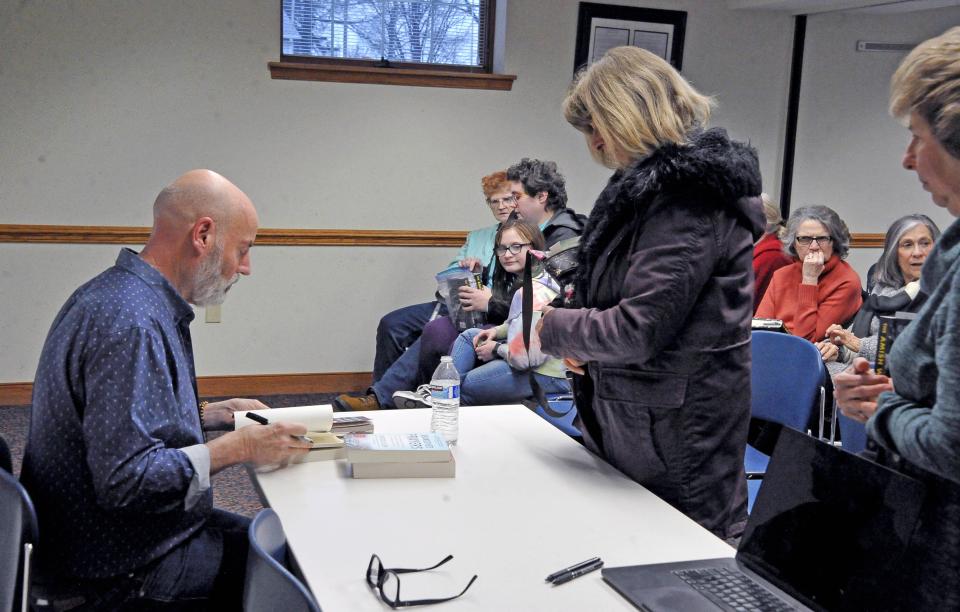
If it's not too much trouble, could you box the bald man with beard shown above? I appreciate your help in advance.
[21,170,310,610]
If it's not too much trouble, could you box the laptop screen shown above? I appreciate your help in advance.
[737,427,925,611]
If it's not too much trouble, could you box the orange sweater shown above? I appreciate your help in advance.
[755,256,862,341]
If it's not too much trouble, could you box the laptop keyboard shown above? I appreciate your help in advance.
[673,567,795,611]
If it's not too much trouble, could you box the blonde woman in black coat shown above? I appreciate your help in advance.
[539,47,765,539]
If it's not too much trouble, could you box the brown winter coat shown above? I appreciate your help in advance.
[540,128,765,539]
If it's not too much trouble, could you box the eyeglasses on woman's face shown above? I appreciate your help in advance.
[795,235,833,246]
[897,237,934,252]
[486,194,517,209]
[494,242,532,256]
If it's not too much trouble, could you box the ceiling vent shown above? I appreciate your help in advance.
[856,40,916,51]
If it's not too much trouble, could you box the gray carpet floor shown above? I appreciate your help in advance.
[0,393,343,518]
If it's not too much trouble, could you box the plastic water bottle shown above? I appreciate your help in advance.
[429,356,460,445]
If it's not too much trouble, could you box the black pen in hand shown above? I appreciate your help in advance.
[245,412,313,444]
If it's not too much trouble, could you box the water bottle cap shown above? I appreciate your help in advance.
[440,355,453,362]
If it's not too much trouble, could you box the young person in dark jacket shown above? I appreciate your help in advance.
[495,158,586,322]
[538,46,765,539]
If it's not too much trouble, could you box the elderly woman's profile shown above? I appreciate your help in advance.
[834,26,960,609]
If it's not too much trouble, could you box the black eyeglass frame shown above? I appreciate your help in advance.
[795,235,833,246]
[494,242,532,256]
[366,554,478,609]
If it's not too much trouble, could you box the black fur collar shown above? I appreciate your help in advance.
[575,128,763,295]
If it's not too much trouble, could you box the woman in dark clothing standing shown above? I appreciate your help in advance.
[538,46,765,539]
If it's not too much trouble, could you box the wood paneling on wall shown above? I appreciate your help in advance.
[0,371,372,407]
[0,225,467,247]
[0,224,883,248]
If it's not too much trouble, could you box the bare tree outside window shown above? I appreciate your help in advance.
[283,0,488,69]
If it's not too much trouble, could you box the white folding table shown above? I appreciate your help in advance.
[250,405,734,611]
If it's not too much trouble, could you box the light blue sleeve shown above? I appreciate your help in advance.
[179,444,211,510]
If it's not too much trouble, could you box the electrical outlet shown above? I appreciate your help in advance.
[205,305,222,323]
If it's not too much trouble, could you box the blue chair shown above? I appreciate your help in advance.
[746,331,826,512]
[1,443,39,612]
[836,410,869,455]
[244,509,321,612]
[532,394,581,437]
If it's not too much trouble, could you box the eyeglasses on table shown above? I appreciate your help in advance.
[366,554,477,608]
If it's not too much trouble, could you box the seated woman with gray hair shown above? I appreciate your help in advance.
[756,205,863,341]
[822,214,941,375]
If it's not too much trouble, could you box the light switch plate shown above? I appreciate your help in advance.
[205,304,222,323]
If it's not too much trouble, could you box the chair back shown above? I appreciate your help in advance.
[244,509,321,612]
[751,330,825,430]
[0,465,39,612]
[0,434,11,474]
[837,412,869,454]
[532,394,581,437]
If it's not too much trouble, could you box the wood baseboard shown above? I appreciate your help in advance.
[0,371,372,407]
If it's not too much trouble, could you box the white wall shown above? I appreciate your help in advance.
[793,7,960,278]
[0,1,795,383]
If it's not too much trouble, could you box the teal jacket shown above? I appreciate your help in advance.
[442,223,498,285]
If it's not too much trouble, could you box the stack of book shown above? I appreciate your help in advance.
[345,432,455,478]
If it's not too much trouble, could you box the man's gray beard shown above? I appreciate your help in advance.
[189,245,239,307]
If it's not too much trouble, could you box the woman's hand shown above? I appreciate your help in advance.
[825,324,861,353]
[834,357,894,423]
[535,305,554,336]
[459,286,492,312]
[472,328,498,347]
[563,357,586,375]
[459,258,483,272]
[801,251,825,284]
[475,340,498,362]
[814,340,838,362]
[203,398,269,430]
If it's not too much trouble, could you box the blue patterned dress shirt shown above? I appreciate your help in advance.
[21,249,213,579]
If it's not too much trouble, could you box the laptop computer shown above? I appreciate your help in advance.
[602,426,926,611]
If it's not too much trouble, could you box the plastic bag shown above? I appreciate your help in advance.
[435,267,487,331]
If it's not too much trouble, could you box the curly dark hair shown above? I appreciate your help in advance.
[506,158,568,212]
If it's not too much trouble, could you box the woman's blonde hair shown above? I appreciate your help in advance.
[563,46,714,168]
[890,26,960,157]
[761,193,784,236]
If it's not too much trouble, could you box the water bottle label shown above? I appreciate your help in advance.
[429,383,460,400]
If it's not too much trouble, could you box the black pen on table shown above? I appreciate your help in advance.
[546,557,603,586]
[245,412,313,444]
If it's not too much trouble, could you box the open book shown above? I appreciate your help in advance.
[235,404,373,461]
